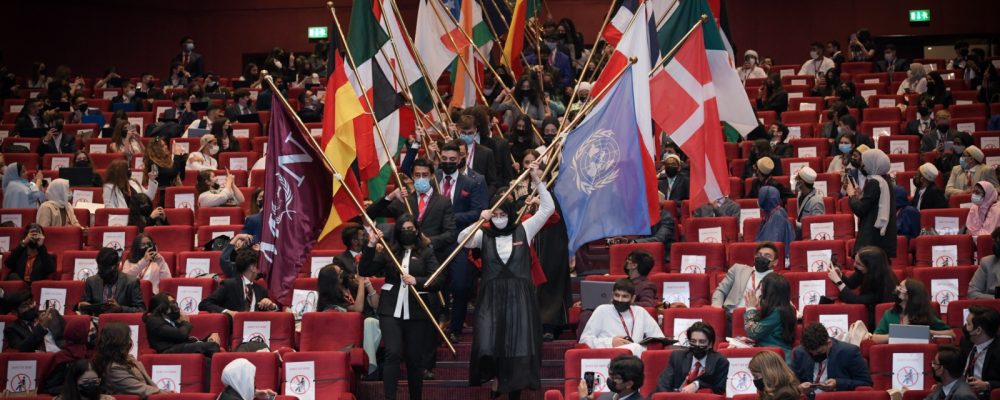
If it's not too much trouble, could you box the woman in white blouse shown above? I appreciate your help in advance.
[196,170,244,208]
[185,134,219,171]
[121,234,171,294]
[897,63,928,95]
[103,160,158,208]
[109,120,144,157]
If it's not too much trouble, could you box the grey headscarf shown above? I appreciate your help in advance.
[861,149,891,236]
[2,163,22,190]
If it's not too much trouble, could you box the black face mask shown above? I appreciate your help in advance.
[515,128,529,136]
[838,88,853,98]
[993,242,1000,257]
[18,308,39,322]
[612,300,631,313]
[689,345,710,359]
[809,351,828,363]
[926,83,937,92]
[99,269,118,285]
[74,160,91,168]
[76,104,88,113]
[937,124,949,133]
[399,230,419,246]
[439,161,459,175]
[849,158,861,168]
[753,256,771,273]
[753,378,766,392]
[665,166,680,177]
[167,303,181,320]
[25,240,40,250]
[77,382,101,398]
[918,107,931,118]
[606,377,621,394]
[256,199,264,210]
[932,368,943,383]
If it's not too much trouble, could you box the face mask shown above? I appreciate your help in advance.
[125,90,135,98]
[18,308,39,322]
[256,198,264,210]
[754,255,771,273]
[460,133,476,145]
[937,124,950,133]
[838,144,852,154]
[413,178,431,194]
[439,162,459,175]
[753,378,766,392]
[25,240,40,249]
[167,304,181,320]
[399,230,419,246]
[75,160,91,168]
[612,300,631,313]
[184,43,194,52]
[491,216,508,229]
[77,382,101,398]
[849,158,861,168]
[208,144,219,155]
[972,194,984,205]
[99,269,118,285]
[960,158,969,171]
[689,345,710,359]
[810,351,828,363]
[838,88,853,98]
[810,50,819,59]
[918,107,930,118]
[665,166,679,177]
[606,377,620,394]
[76,104,88,113]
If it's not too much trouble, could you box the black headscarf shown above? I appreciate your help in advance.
[482,187,519,237]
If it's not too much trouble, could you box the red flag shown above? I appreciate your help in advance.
[650,24,730,209]
[260,94,334,305]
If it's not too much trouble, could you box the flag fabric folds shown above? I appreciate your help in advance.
[415,0,470,82]
[319,51,365,240]
[260,94,333,305]
[448,0,493,109]
[555,68,651,255]
[502,0,537,79]
[601,0,638,47]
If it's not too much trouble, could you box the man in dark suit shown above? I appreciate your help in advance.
[224,89,257,121]
[171,37,204,78]
[580,355,647,400]
[918,345,978,400]
[456,115,498,191]
[336,224,366,273]
[297,89,323,123]
[905,105,936,136]
[160,92,197,126]
[655,322,729,394]
[38,118,77,155]
[912,163,948,211]
[1,290,66,352]
[876,44,909,73]
[145,293,221,355]
[200,247,279,316]
[110,82,143,110]
[961,306,1000,400]
[657,154,689,202]
[790,323,872,394]
[79,247,145,314]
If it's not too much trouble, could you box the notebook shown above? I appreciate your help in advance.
[888,324,929,344]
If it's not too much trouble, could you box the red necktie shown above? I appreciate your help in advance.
[685,361,702,385]
[418,194,427,221]
[467,146,475,170]
[966,347,980,377]
[443,176,454,200]
[354,253,361,264]
[183,53,189,66]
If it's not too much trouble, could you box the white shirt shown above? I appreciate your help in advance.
[738,66,767,83]
[967,338,993,378]
[185,150,218,171]
[799,57,836,76]
[102,180,158,208]
[940,380,958,397]
[459,182,554,262]
[737,270,772,307]
[198,187,240,208]
[897,77,927,95]
[579,304,665,357]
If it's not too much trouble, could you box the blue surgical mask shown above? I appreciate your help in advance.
[413,178,431,194]
[838,144,852,154]
[459,133,476,145]
[960,158,969,170]
[954,145,966,155]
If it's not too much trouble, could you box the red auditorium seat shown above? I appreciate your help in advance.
[816,390,889,400]
[158,278,215,314]
[139,353,206,393]
[951,117,986,133]
[608,242,665,274]
[887,153,919,173]
[911,266,977,316]
[781,157,823,176]
[639,349,674,398]
[877,135,920,154]
[59,250,100,281]
[195,207,246,227]
[802,304,869,335]
[0,352,55,394]
[649,273,711,307]
[789,97,824,113]
[0,208,38,228]
[196,225,243,248]
[717,347,785,397]
[3,138,40,153]
[868,344,937,390]
[209,352,280,393]
[0,227,22,253]
[188,313,231,349]
[42,153,73,171]
[684,217,738,243]
[668,243,726,273]
[299,311,367,371]
[162,208,195,226]
[727,242,786,270]
[561,348,634,399]
[945,300,1000,341]
[86,226,138,251]
[98,313,154,356]
[789,240,847,272]
[218,151,259,171]
[175,251,222,277]
[661,307,726,346]
[781,110,819,125]
[863,107,902,123]
[38,226,82,254]
[230,311,296,350]
[4,153,39,171]
[31,280,85,315]
[282,351,354,399]
[789,139,829,158]
[785,272,839,309]
[973,131,1000,150]
[912,235,974,266]
[143,225,195,253]
[948,104,988,119]
[94,208,131,226]
[164,187,198,210]
[801,214,855,240]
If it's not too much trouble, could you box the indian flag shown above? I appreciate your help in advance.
[448,0,493,109]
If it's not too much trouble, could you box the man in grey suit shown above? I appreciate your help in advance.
[160,92,197,126]
[712,242,778,327]
[654,322,729,395]
[577,354,647,400]
[78,247,145,314]
[923,345,978,400]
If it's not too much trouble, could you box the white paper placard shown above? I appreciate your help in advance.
[814,181,828,197]
[957,122,976,133]
[789,162,809,180]
[233,128,250,138]
[209,216,231,226]
[779,69,794,77]
[873,126,892,138]
[103,91,118,100]
[176,286,203,315]
[860,89,877,98]
[134,156,145,169]
[185,258,211,277]
[108,214,129,227]
[229,157,248,171]
[956,100,972,106]
[738,208,761,236]
[787,126,802,139]
[128,324,139,358]
[284,361,316,400]
[152,364,181,392]
[310,256,336,277]
[290,289,318,320]
[72,190,93,205]
[797,147,817,158]
[935,216,960,235]
[818,313,850,337]
[9,105,23,113]
[679,255,707,274]
[28,92,38,98]
[175,142,190,154]
[74,259,98,281]
[931,278,959,314]
[5,360,37,392]
[698,226,723,243]
[726,357,756,397]
[50,156,70,170]
[806,249,833,272]
[103,231,126,252]
[791,79,807,86]
[39,288,67,314]
[662,281,691,307]
[581,358,612,393]
[988,156,1000,167]
[892,353,924,389]
[242,320,272,346]
[174,193,195,210]
[13,142,30,150]
[672,317,701,346]
[982,137,1000,149]
[90,144,108,154]
[810,221,835,240]
[889,162,905,173]
[788,92,803,99]
[0,237,9,253]
[889,140,909,154]
[798,280,827,309]
[310,128,323,136]
[156,106,170,119]
[1,214,23,227]
[931,245,958,267]
[864,78,880,84]
[798,102,816,111]
[127,117,145,135]
[878,99,897,108]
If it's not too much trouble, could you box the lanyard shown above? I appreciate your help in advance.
[814,361,826,383]
[104,284,116,302]
[617,308,636,340]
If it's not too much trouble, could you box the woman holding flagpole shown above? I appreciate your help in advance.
[462,161,552,399]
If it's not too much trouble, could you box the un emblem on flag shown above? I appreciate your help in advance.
[572,129,620,194]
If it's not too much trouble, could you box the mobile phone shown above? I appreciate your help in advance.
[944,141,954,152]
[584,372,595,394]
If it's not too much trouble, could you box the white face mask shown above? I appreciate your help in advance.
[208,144,219,155]
[491,216,508,229]
[972,194,984,205]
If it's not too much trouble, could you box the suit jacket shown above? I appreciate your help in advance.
[905,118,935,136]
[160,108,197,126]
[38,133,77,155]
[82,273,146,313]
[658,175,690,202]
[968,255,1000,299]
[435,170,488,229]
[199,277,273,313]
[789,340,871,390]
[468,143,498,190]
[365,191,457,259]
[711,264,758,313]
[655,348,730,394]
[5,243,56,282]
[921,128,957,152]
[103,359,160,398]
[145,316,195,353]
[335,250,360,274]
[912,185,948,210]
[171,51,204,77]
[925,380,978,400]
[960,337,1000,399]
[3,312,65,352]
[876,58,909,73]
[224,104,257,121]
[360,244,442,320]
[796,189,826,221]
[946,164,999,197]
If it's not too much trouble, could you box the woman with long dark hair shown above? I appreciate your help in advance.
[828,246,898,329]
[127,193,168,232]
[122,234,171,293]
[506,114,539,162]
[756,73,789,117]
[871,279,954,343]
[143,137,186,206]
[744,273,796,360]
[103,160,157,209]
[54,359,114,400]
[95,322,168,397]
[143,292,221,356]
[917,71,954,107]
[492,76,548,128]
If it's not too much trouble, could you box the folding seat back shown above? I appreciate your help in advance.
[661,307,726,347]
[801,214,855,240]
[877,135,920,155]
[139,353,207,393]
[231,123,260,139]
[801,304,869,337]
[150,394,219,400]
[42,153,73,171]
[788,138,829,159]
[811,173,841,199]
[281,351,352,399]
[609,242,665,275]
[98,313,153,356]
[0,280,26,296]
[163,208,194,226]
[868,344,937,390]
[781,75,816,87]
[158,278,215,315]
[164,186,198,210]
[59,250,100,281]
[887,153,919,173]
[299,311,363,351]
[4,138,40,153]
[31,280,85,315]
[788,97,823,113]
[789,240,846,272]
[784,272,839,310]
[0,209,38,228]
[816,391,889,400]
[196,225,243,248]
[974,234,993,261]
[945,299,1000,341]
[951,117,986,134]
[218,152,259,171]
[912,235,974,266]
[90,152,125,169]
[143,225,195,253]
[973,131,1000,150]
[249,169,265,188]
[195,207,246,227]
[3,153,39,171]
[231,311,296,350]
[640,349,674,398]
[0,352,55,395]
[94,208,131,226]
[863,107,902,123]
[684,217,738,243]
[209,352,279,393]
[188,313,231,349]
[781,158,823,178]
[948,104,988,119]
[717,347,785,397]
[911,266,977,315]
[68,186,102,206]
[668,243,725,274]
[175,251,223,277]
[40,226,83,254]
[301,250,341,277]
[871,95,906,109]
[650,273,710,307]
[563,348,634,398]
[755,111,777,127]
[86,226,138,251]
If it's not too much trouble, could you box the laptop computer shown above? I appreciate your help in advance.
[187,128,211,138]
[58,167,95,187]
[111,102,137,112]
[235,113,260,124]
[580,281,615,311]
[18,128,47,138]
[189,101,209,112]
[888,324,930,344]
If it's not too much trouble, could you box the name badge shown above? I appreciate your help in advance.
[512,241,525,247]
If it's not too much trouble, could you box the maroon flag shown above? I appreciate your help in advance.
[260,94,333,305]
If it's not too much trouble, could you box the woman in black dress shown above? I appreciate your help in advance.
[462,162,552,399]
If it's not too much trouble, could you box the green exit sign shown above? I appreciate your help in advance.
[308,26,328,39]
[909,9,930,22]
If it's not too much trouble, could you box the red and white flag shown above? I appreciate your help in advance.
[650,24,730,209]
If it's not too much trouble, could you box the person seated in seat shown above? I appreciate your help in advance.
[121,234,171,294]
[1,289,66,353]
[911,163,947,211]
[36,178,84,228]
[79,247,146,314]
[315,261,381,375]
[144,292,221,356]
[654,322,729,394]
[827,246,898,329]
[196,170,245,208]
[712,242,778,320]
[54,359,116,400]
[3,162,46,209]
[103,159,158,209]
[889,345,977,400]
[4,223,55,284]
[128,193,169,233]
[211,117,240,154]
[743,273,795,360]
[747,156,793,200]
[217,358,277,400]
[692,195,741,218]
[241,188,264,243]
[200,247,278,316]
[577,354,645,400]
[579,278,665,356]
[871,279,954,344]
[966,181,1000,236]
[622,251,658,308]
[946,145,998,198]
[748,351,802,400]
[961,306,1000,399]
[95,322,169,397]
[969,227,1000,299]
[185,133,220,171]
[790,322,871,395]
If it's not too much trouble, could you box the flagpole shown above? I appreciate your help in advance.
[650,15,708,76]
[327,1,415,216]
[261,74,456,355]
[425,57,637,286]
[474,0,517,71]
[557,0,623,132]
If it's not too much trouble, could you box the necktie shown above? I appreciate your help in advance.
[467,146,475,170]
[443,176,454,200]
[244,284,253,309]
[966,347,980,377]
[685,361,702,385]
[183,53,189,66]
[354,253,361,265]
[418,194,427,220]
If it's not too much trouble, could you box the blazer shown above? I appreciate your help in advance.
[103,359,160,399]
[850,178,898,255]
[789,339,871,390]
[435,170,488,229]
[968,255,1000,299]
[160,108,197,126]
[655,348,730,394]
[876,58,909,73]
[224,104,257,121]
[360,244,443,320]
[905,118,935,136]
[171,51,204,77]
[82,273,146,313]
[3,312,65,352]
[658,175,690,202]
[145,316,194,353]
[335,250,360,274]
[5,243,56,282]
[925,380,978,400]
[960,337,1000,399]
[468,143,498,190]
[796,189,826,221]
[366,192,457,259]
[199,277,273,313]
[912,185,948,210]
[711,264,758,314]
[921,128,957,152]
[38,133,77,155]
[946,164,999,197]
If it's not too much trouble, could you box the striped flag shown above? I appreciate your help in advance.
[318,51,365,239]
[502,0,539,79]
[448,0,493,108]
[415,0,470,82]
[601,0,638,46]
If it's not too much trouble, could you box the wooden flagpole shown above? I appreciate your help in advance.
[556,0,618,132]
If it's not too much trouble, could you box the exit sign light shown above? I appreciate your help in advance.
[308,26,328,39]
[909,9,930,22]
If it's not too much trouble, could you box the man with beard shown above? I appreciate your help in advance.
[790,323,871,395]
[79,247,146,314]
[658,154,689,202]
[654,322,730,394]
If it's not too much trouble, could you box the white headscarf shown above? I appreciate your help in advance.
[45,178,71,209]
[220,358,255,400]
[861,149,891,236]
